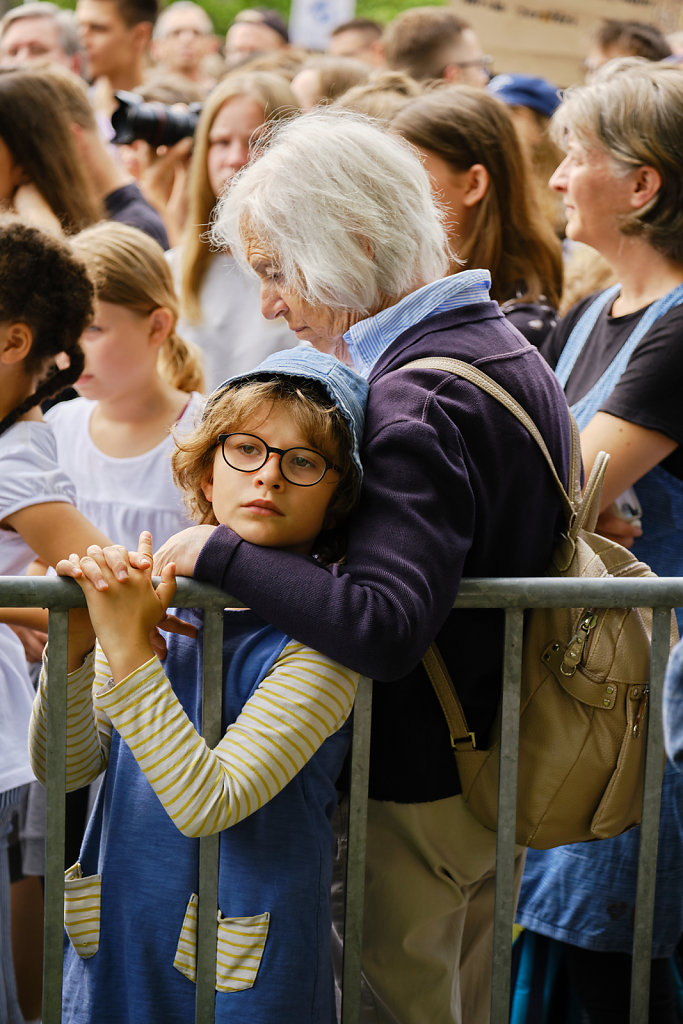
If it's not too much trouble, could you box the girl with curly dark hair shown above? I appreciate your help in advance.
[0,218,112,1024]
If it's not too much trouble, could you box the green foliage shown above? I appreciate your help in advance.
[44,0,445,42]
[202,0,445,37]
[357,0,445,30]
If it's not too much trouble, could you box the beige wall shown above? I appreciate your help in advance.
[452,0,683,87]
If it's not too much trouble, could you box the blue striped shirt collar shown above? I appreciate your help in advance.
[345,270,491,378]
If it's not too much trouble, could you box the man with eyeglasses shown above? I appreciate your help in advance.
[382,6,492,86]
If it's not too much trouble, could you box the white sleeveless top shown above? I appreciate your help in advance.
[46,393,205,550]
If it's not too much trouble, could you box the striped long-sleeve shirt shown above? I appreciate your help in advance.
[30,640,358,838]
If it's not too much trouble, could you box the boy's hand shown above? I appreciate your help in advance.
[11,624,49,663]
[59,532,178,683]
[58,532,198,659]
[56,539,151,586]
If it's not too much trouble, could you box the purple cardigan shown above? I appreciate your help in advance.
[196,301,572,801]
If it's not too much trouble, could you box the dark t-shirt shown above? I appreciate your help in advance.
[539,292,683,480]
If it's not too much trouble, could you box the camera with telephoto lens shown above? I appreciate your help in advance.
[111,90,202,147]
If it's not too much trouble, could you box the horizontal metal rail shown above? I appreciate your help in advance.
[5,572,683,609]
[2,575,682,1024]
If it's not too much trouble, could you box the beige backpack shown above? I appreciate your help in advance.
[405,356,676,849]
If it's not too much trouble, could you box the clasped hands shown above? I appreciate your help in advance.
[57,531,197,678]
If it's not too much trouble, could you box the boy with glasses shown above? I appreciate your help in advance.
[30,347,368,1024]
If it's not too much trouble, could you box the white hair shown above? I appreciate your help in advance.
[212,109,450,315]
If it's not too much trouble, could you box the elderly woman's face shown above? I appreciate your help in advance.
[549,132,638,252]
[246,240,359,355]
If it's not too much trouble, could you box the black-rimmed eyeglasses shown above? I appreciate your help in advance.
[218,433,340,487]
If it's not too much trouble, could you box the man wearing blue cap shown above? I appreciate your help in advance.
[487,72,561,120]
[488,72,565,238]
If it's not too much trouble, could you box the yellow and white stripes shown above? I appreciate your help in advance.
[29,649,112,790]
[29,640,358,837]
[173,893,270,992]
[63,862,102,959]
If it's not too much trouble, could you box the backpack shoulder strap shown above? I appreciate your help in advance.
[409,356,611,740]
[403,356,577,512]
[422,644,475,751]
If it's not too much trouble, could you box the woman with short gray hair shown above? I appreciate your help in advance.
[514,59,683,1023]
[154,108,572,1024]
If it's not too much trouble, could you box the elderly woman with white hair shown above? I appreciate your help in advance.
[148,109,573,1023]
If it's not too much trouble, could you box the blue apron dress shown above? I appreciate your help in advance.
[513,285,683,1018]
[61,608,350,1024]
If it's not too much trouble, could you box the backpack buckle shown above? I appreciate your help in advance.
[451,731,477,751]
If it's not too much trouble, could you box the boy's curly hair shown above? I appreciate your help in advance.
[173,377,360,563]
[0,218,94,436]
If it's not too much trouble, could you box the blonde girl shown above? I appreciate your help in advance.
[47,221,206,550]
[170,71,300,389]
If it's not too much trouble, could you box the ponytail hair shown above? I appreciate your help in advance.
[70,222,205,394]
[0,218,94,437]
[158,330,205,393]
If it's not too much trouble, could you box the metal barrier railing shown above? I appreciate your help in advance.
[461,578,682,1024]
[2,574,682,1024]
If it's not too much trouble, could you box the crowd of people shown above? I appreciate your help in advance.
[0,3,682,1023]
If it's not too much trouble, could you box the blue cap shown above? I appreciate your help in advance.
[212,346,368,485]
[487,73,561,119]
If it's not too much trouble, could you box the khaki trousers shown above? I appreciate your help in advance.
[334,794,525,1024]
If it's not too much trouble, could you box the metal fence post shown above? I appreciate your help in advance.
[630,606,672,1021]
[42,609,69,1024]
[490,607,524,1024]
[340,674,373,1024]
[194,606,224,1023]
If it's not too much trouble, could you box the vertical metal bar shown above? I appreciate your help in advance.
[42,609,69,1024]
[630,606,670,1022]
[194,608,223,1024]
[340,675,373,1024]
[490,608,524,1024]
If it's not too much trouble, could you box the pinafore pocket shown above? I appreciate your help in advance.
[173,892,270,992]
[64,862,102,958]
